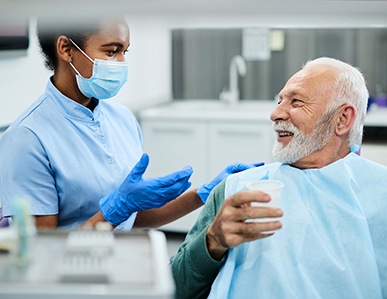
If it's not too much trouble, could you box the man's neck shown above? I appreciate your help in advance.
[291,144,351,169]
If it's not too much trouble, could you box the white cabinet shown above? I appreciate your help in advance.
[140,120,207,232]
[139,100,275,232]
[141,120,207,187]
[209,122,274,179]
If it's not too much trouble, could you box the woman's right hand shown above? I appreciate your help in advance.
[99,153,193,226]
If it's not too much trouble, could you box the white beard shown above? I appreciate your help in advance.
[272,109,336,165]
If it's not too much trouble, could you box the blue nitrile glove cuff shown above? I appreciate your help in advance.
[197,162,264,203]
[99,153,193,226]
[100,191,134,226]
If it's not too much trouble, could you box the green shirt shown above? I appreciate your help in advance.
[170,179,227,299]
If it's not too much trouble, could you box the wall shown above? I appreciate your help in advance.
[0,24,50,128]
[0,16,174,128]
[1,1,387,127]
[172,28,387,100]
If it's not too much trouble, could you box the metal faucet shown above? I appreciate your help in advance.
[219,55,246,104]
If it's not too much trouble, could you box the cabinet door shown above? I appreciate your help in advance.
[209,121,274,179]
[140,120,207,232]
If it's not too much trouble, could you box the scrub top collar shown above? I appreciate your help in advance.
[46,77,101,122]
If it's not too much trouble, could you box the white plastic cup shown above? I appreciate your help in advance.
[245,180,284,225]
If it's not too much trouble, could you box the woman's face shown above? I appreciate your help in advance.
[70,18,130,79]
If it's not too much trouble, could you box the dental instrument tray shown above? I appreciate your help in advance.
[59,230,116,283]
[0,229,174,299]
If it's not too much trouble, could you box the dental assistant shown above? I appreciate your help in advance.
[0,17,260,230]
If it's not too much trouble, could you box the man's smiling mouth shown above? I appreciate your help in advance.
[277,130,294,137]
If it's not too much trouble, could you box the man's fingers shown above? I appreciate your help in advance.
[226,190,271,208]
[217,199,283,224]
[213,220,282,248]
[218,212,282,235]
[243,205,284,221]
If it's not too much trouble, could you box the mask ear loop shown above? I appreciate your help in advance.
[68,38,94,64]
[68,57,82,76]
[68,38,94,78]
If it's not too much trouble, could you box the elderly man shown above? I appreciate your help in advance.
[170,57,387,299]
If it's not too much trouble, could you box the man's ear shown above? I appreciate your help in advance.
[56,35,73,64]
[335,104,356,136]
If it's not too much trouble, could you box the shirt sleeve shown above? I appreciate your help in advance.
[1,125,58,216]
[170,179,227,299]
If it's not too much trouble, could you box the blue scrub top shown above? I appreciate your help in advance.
[0,78,143,229]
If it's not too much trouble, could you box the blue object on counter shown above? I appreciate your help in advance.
[375,94,387,108]
[367,97,374,112]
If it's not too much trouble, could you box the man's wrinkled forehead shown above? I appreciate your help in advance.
[279,69,310,98]
[280,66,338,100]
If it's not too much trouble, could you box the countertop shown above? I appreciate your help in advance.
[139,100,387,127]
[139,100,276,122]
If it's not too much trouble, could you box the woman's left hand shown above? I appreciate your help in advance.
[196,161,264,203]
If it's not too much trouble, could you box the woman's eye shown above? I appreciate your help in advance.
[107,50,118,56]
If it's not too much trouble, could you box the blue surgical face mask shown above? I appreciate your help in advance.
[68,39,128,100]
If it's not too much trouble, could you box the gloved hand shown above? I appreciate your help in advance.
[197,162,264,203]
[100,153,193,226]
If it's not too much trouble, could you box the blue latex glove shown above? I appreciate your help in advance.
[99,153,193,226]
[197,162,264,203]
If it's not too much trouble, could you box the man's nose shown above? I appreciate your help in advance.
[270,102,289,122]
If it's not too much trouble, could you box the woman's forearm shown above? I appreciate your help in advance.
[134,189,203,228]
[80,210,110,229]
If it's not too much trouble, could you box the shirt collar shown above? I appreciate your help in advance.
[46,77,101,122]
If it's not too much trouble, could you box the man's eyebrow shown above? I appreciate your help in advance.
[280,91,297,98]
[284,89,306,99]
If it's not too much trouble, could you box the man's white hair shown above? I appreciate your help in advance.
[303,57,369,146]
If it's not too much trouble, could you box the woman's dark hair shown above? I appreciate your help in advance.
[37,18,101,71]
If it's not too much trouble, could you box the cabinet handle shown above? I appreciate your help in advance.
[152,128,194,135]
[217,130,261,137]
